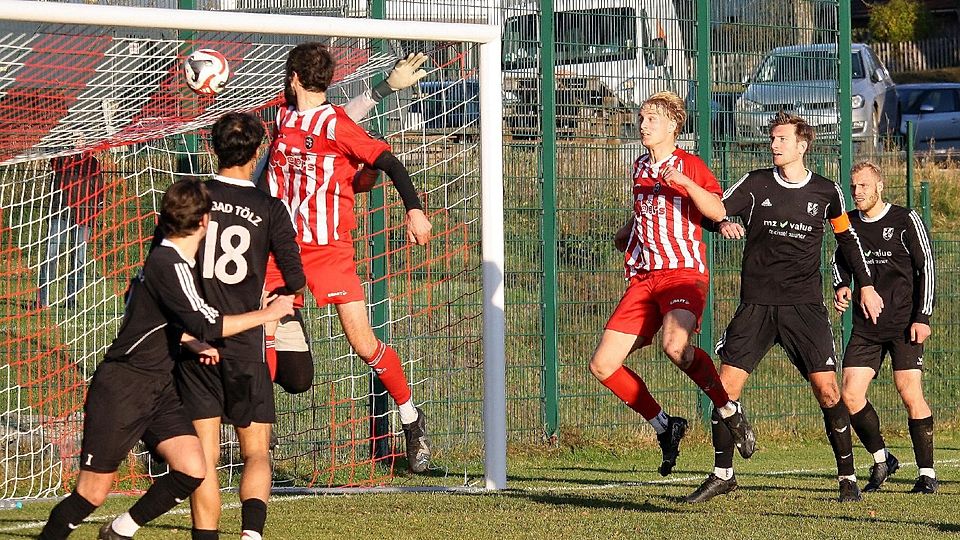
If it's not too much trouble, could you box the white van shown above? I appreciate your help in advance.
[500,0,687,138]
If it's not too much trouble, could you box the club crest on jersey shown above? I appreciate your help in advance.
[653,182,662,194]
[304,135,314,149]
[807,202,819,216]
[883,227,894,240]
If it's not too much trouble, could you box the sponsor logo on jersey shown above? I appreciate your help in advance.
[883,227,894,241]
[304,135,314,149]
[761,198,772,207]
[807,202,819,216]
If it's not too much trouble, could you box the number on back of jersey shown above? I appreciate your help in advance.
[202,220,251,284]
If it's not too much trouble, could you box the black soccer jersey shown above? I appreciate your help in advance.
[196,175,305,359]
[103,240,224,373]
[832,203,935,338]
[721,167,873,305]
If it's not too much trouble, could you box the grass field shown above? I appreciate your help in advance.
[2,431,958,539]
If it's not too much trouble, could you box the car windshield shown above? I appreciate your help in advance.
[901,88,959,114]
[502,8,638,70]
[752,50,865,82]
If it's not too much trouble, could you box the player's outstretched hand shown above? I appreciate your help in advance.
[405,208,432,245]
[910,322,931,344]
[719,220,745,239]
[833,287,852,314]
[859,285,884,324]
[386,53,429,92]
[264,294,295,321]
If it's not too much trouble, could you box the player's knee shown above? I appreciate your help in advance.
[840,388,865,411]
[75,486,108,508]
[588,355,617,381]
[275,351,314,394]
[168,469,205,499]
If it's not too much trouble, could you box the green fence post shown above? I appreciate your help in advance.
[907,121,915,210]
[839,1,854,344]
[695,0,714,423]
[367,0,391,462]
[540,0,560,441]
[178,0,199,174]
[920,181,932,230]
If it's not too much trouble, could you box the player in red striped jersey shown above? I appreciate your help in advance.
[263,42,432,473]
[590,91,755,476]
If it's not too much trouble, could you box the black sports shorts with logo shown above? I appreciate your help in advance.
[716,303,838,379]
[842,331,924,374]
[176,352,276,427]
[80,362,196,473]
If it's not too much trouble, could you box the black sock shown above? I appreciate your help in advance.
[275,310,314,394]
[241,498,268,535]
[40,492,97,539]
[849,400,885,454]
[908,415,935,470]
[192,528,220,540]
[711,408,734,469]
[128,470,203,526]
[822,403,855,477]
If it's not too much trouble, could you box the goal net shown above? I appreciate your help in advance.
[0,1,504,499]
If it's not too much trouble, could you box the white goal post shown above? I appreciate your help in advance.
[0,0,506,491]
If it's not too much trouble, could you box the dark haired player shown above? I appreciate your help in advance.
[176,112,305,540]
[686,112,884,503]
[833,161,937,494]
[40,180,293,540]
[262,42,432,472]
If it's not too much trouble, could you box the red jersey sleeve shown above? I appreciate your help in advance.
[325,108,391,166]
[681,151,722,196]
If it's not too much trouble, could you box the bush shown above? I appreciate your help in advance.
[868,0,932,43]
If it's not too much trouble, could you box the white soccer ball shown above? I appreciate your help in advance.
[184,49,230,95]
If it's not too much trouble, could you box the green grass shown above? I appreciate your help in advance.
[4,431,960,539]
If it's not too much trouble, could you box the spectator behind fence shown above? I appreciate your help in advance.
[38,148,103,308]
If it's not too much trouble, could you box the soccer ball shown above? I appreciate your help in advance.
[184,49,230,95]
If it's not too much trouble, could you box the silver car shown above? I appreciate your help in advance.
[735,43,897,150]
[898,83,960,158]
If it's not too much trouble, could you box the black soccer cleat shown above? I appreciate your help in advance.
[720,401,756,459]
[838,479,862,502]
[656,416,688,476]
[402,406,432,474]
[910,475,939,494]
[685,473,738,503]
[863,452,899,492]
[98,522,132,540]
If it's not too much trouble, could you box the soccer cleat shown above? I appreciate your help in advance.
[863,452,899,492]
[98,522,132,540]
[838,479,862,502]
[910,475,938,494]
[402,406,432,473]
[685,473,738,503]
[720,401,756,459]
[656,416,688,476]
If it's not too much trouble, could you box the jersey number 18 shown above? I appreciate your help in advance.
[202,220,250,285]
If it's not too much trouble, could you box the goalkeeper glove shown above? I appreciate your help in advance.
[371,52,429,101]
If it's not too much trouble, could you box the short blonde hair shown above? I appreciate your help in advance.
[641,91,686,137]
[851,160,883,181]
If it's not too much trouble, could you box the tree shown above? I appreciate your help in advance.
[868,0,932,43]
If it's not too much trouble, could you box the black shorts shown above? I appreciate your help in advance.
[176,353,275,427]
[716,303,838,379]
[80,362,196,473]
[842,331,924,373]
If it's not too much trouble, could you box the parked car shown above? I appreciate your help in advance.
[897,83,960,158]
[734,43,897,150]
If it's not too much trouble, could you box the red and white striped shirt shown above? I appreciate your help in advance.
[623,148,721,277]
[267,103,389,246]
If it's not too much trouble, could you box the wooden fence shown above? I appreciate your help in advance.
[872,35,960,73]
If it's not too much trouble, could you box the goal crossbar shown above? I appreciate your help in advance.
[0,0,507,491]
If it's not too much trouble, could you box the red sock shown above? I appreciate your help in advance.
[364,341,412,405]
[682,346,729,408]
[600,366,662,421]
[265,335,277,381]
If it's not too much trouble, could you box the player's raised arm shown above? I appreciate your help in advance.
[661,164,725,222]
[343,52,429,121]
[371,149,432,245]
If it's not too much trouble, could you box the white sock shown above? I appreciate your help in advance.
[649,410,670,435]
[717,401,739,419]
[919,467,936,479]
[398,400,419,425]
[839,474,857,482]
[872,448,888,464]
[241,531,264,540]
[713,467,734,480]
[111,512,140,537]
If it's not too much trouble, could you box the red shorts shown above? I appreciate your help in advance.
[265,240,365,308]
[604,268,708,338]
